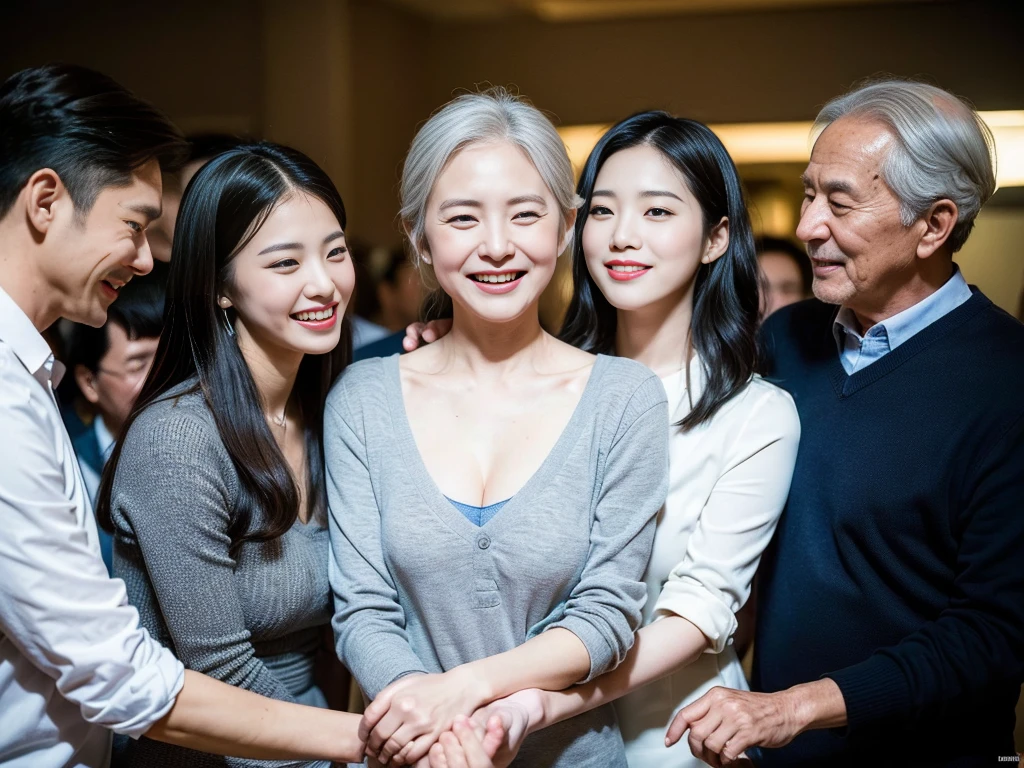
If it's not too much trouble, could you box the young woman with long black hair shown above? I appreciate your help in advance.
[96,142,362,768]
[425,113,801,768]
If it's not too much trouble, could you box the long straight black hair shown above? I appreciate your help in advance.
[560,111,761,430]
[96,143,352,554]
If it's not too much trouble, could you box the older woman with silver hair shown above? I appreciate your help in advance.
[325,88,669,767]
[657,78,1024,768]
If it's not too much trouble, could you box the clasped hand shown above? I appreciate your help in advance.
[360,670,489,766]
[666,686,798,767]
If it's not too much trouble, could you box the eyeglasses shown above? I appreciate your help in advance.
[96,362,153,382]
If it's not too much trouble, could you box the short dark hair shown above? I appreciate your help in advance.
[756,236,812,295]
[379,246,413,286]
[0,63,187,220]
[66,275,165,373]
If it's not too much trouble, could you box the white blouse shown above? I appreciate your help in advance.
[616,356,800,767]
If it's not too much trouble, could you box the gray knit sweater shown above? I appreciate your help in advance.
[109,383,331,768]
[326,354,669,768]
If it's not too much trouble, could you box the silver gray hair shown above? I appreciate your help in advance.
[400,87,579,271]
[814,79,996,253]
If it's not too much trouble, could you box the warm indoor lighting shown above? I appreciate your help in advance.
[559,110,1024,188]
[983,111,1024,187]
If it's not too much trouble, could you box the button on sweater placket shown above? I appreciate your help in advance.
[473,533,500,608]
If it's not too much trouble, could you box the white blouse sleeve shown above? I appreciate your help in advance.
[653,384,800,653]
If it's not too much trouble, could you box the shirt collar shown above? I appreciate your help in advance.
[833,265,971,352]
[0,285,63,385]
[661,354,706,420]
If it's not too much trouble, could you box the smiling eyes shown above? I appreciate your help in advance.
[269,246,348,270]
[444,210,542,226]
[803,192,850,212]
[588,205,674,218]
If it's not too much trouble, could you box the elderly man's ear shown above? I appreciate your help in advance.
[916,199,958,259]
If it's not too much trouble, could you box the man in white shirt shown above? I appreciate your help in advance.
[0,63,362,767]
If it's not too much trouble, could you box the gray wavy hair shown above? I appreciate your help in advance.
[814,79,996,253]
[399,87,579,286]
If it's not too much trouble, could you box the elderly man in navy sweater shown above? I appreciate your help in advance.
[667,79,1024,767]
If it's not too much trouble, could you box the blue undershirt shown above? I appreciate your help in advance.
[445,497,510,527]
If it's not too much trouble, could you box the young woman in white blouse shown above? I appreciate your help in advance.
[423,112,801,768]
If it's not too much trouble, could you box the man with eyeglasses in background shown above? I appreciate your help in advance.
[60,276,164,572]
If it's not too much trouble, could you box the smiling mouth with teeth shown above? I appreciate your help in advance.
[103,276,129,290]
[469,272,524,284]
[608,265,648,273]
[293,306,335,321]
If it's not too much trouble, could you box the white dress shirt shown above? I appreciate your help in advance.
[615,357,801,768]
[0,286,184,768]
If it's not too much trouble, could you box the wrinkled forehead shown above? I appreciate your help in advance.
[805,117,895,184]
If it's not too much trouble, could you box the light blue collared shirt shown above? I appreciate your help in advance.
[833,266,973,375]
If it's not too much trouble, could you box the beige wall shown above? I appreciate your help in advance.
[349,0,433,245]
[0,0,264,135]
[422,1,1024,124]
[3,0,1022,250]
[262,0,356,198]
[959,206,1024,317]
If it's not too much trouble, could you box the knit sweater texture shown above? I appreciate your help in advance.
[109,383,331,768]
[752,291,1024,766]
[326,353,669,768]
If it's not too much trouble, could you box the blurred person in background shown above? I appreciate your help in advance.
[352,246,425,361]
[0,62,366,768]
[147,133,245,277]
[347,237,392,349]
[756,236,811,318]
[376,245,424,332]
[60,275,164,572]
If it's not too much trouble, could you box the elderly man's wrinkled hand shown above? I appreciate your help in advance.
[665,686,800,767]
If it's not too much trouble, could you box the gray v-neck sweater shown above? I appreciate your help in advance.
[326,354,668,767]
[109,385,331,768]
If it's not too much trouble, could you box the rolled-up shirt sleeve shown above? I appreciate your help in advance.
[654,386,800,653]
[0,377,184,738]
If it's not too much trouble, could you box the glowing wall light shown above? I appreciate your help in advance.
[559,111,1024,188]
[984,111,1024,188]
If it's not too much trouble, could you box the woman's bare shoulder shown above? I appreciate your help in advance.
[544,334,596,369]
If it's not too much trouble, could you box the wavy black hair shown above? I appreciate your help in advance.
[96,143,351,553]
[560,111,761,430]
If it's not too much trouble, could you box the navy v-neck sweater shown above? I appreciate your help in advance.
[752,290,1024,766]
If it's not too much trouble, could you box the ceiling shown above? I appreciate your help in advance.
[382,0,931,22]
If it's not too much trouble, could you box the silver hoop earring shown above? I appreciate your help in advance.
[221,308,236,337]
